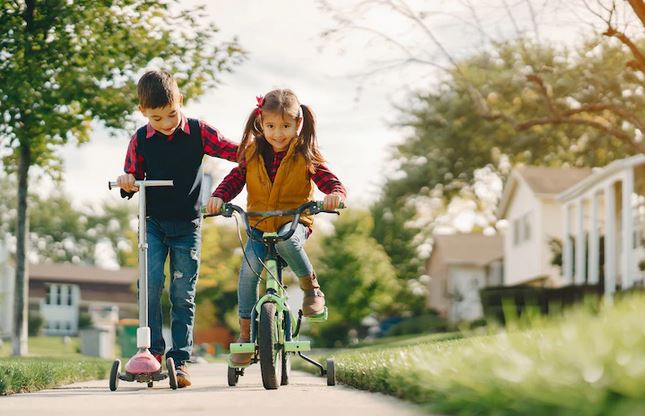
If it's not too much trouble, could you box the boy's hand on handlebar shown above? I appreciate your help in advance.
[117,173,139,193]
[207,196,224,214]
[323,193,343,211]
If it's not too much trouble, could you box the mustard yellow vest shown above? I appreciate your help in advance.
[246,139,314,232]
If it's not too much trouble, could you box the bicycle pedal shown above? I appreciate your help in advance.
[303,307,328,322]
[230,342,255,353]
[284,340,311,352]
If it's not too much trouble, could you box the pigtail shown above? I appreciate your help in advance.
[299,104,325,173]
[238,109,263,163]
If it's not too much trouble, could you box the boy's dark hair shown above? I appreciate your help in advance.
[137,70,180,109]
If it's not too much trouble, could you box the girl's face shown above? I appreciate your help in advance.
[261,111,301,152]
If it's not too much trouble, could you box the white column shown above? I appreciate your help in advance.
[563,203,573,285]
[575,199,586,285]
[605,183,616,297]
[588,192,600,285]
[622,169,635,290]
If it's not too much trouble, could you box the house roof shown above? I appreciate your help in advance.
[557,154,645,202]
[497,166,593,218]
[430,233,504,266]
[29,263,137,285]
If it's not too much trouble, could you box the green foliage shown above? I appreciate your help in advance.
[195,220,244,332]
[0,176,136,265]
[77,313,92,330]
[0,0,245,174]
[27,312,43,337]
[384,313,448,337]
[0,357,110,395]
[311,209,398,346]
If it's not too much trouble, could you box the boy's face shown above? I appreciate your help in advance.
[261,111,302,152]
[139,94,183,136]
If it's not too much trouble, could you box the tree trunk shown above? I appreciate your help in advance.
[12,144,30,356]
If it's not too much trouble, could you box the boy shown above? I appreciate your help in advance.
[117,70,237,388]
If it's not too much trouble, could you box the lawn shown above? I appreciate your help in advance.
[297,294,645,416]
[0,336,111,395]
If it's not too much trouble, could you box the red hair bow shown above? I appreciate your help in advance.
[255,95,264,116]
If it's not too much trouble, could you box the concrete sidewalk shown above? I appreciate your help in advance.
[0,362,428,416]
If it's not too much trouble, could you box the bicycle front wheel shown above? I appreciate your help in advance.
[259,302,280,389]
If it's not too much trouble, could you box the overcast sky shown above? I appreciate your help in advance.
[51,1,615,211]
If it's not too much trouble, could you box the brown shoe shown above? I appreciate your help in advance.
[230,318,253,366]
[299,274,326,316]
[175,364,191,388]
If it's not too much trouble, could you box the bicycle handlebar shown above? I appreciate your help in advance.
[203,201,345,242]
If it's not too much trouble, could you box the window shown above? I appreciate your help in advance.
[513,212,533,246]
[44,284,77,307]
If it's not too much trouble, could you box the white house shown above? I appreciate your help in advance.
[426,233,504,322]
[557,154,645,297]
[497,166,592,287]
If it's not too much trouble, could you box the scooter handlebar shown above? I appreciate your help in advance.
[108,180,174,190]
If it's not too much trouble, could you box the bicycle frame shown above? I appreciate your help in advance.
[204,201,343,388]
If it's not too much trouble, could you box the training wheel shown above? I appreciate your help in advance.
[326,358,336,386]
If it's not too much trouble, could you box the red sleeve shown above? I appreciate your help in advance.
[200,120,238,162]
[123,133,145,179]
[212,158,247,202]
[312,164,346,199]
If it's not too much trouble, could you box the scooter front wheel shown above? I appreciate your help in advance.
[109,359,121,391]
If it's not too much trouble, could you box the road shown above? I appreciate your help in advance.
[0,362,430,416]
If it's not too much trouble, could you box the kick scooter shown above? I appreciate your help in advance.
[108,179,178,391]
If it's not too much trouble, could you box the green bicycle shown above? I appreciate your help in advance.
[204,200,343,390]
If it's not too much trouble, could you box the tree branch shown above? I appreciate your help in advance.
[602,25,645,73]
[628,0,645,27]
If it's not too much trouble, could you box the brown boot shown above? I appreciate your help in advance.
[299,274,326,316]
[230,318,253,366]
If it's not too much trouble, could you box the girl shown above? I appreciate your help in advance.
[207,89,346,366]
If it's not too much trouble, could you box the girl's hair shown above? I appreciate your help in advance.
[238,89,325,173]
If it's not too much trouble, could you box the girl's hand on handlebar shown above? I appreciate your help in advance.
[323,193,343,211]
[207,196,224,214]
[117,173,139,193]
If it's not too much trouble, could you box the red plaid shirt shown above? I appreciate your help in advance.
[123,113,238,178]
[213,149,346,202]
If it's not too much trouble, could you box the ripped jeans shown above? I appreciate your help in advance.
[145,216,200,364]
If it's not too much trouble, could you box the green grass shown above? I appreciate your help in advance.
[0,336,113,395]
[296,294,645,415]
[0,357,111,395]
[0,336,83,358]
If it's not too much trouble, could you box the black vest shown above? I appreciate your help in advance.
[137,118,203,220]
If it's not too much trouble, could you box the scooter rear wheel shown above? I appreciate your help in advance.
[167,358,177,390]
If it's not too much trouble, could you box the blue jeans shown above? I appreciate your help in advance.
[145,217,200,364]
[238,223,313,319]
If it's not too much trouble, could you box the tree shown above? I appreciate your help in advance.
[312,210,398,346]
[0,175,136,266]
[0,0,244,355]
[319,1,644,298]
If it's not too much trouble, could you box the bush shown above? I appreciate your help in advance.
[77,312,92,330]
[384,313,448,337]
[27,312,43,337]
